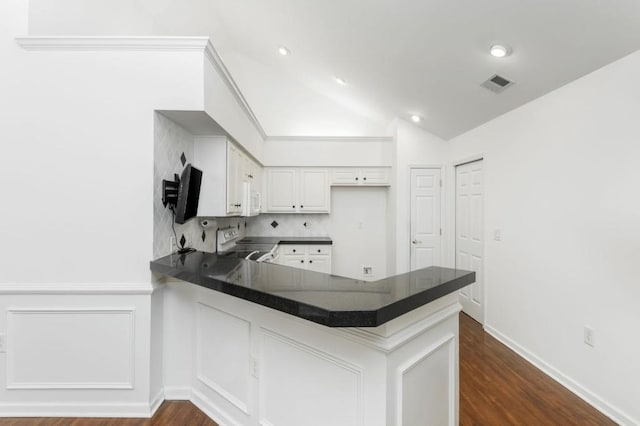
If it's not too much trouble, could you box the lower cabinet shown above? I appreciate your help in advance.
[275,245,332,274]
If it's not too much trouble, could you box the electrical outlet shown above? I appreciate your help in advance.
[169,237,177,252]
[363,266,373,276]
[584,326,595,347]
[0,333,6,353]
[494,229,502,241]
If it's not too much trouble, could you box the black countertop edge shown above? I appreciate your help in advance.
[237,236,333,245]
[153,260,341,326]
[277,240,332,245]
[375,273,475,325]
[150,252,475,328]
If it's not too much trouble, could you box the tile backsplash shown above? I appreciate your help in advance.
[246,214,331,237]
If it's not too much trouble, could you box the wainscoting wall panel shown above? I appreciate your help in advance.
[7,308,135,389]
[259,328,363,426]
[196,303,252,415]
[0,287,155,418]
[396,334,455,426]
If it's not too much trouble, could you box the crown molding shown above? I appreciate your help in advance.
[202,40,268,139]
[265,135,393,143]
[14,36,209,51]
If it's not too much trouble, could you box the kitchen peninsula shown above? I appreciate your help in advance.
[151,251,475,426]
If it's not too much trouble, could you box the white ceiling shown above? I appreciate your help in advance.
[205,0,640,139]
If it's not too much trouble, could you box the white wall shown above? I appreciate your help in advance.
[262,138,393,167]
[391,119,447,274]
[0,0,204,415]
[447,50,640,425]
[28,0,216,38]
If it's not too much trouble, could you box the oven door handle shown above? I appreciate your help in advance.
[245,250,260,260]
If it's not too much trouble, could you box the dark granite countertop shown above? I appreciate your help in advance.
[151,251,474,327]
[237,236,332,245]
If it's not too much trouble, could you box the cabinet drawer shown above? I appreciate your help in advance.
[331,168,360,185]
[361,168,390,185]
[308,246,330,255]
[282,245,305,255]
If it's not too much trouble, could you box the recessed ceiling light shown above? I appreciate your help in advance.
[490,44,510,58]
[335,77,347,86]
[278,46,290,56]
[410,115,421,123]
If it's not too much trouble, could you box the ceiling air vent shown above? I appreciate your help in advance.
[481,74,514,93]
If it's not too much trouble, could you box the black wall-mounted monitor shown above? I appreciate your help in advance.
[174,164,202,224]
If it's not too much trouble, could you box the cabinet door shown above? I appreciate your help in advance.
[299,169,330,213]
[226,144,242,214]
[266,168,297,212]
[361,168,390,185]
[307,255,331,274]
[331,168,360,186]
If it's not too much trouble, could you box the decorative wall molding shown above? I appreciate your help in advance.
[0,282,154,295]
[334,302,462,353]
[259,327,364,426]
[15,36,209,51]
[196,303,251,415]
[7,308,136,390]
[484,325,636,426]
[395,333,456,426]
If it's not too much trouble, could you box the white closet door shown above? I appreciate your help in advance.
[456,160,484,323]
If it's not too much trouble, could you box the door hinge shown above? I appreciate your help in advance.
[439,179,442,187]
[440,228,442,236]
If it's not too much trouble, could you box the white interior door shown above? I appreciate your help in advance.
[410,168,442,270]
[455,160,484,323]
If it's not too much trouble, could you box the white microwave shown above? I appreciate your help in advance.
[242,181,261,217]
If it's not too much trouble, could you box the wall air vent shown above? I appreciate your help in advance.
[481,74,514,93]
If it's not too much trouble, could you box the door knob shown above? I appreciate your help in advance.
[412,239,422,244]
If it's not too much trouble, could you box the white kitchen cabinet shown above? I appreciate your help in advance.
[194,137,262,217]
[330,167,390,186]
[276,245,332,274]
[299,169,330,213]
[265,168,330,213]
[265,168,298,212]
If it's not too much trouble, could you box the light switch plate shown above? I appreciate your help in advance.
[0,333,6,353]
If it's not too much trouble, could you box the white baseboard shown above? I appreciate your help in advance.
[150,389,165,416]
[484,324,636,426]
[191,389,242,426]
[163,385,192,400]
[0,401,153,418]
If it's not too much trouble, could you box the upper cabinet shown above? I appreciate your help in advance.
[331,168,390,186]
[265,168,330,213]
[194,137,262,217]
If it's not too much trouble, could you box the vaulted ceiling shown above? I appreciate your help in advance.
[204,0,640,139]
[28,0,640,139]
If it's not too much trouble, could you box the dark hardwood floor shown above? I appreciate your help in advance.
[0,313,614,425]
[459,312,614,425]
[0,401,217,426]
